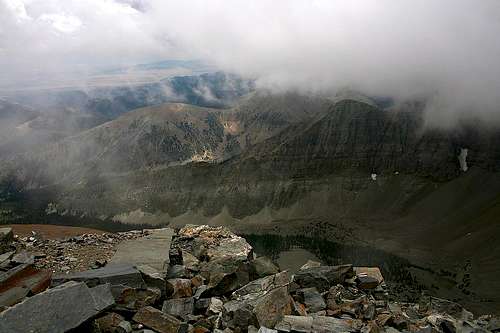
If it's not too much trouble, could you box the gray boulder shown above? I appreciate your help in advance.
[0,281,114,333]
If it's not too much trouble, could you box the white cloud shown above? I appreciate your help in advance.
[38,13,82,33]
[3,0,31,22]
[1,0,500,123]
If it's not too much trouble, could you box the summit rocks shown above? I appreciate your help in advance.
[0,225,499,333]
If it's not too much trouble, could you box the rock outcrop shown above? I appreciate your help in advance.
[0,225,499,333]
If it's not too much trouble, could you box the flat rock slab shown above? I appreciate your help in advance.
[53,263,146,289]
[111,228,174,272]
[0,264,51,308]
[0,281,114,333]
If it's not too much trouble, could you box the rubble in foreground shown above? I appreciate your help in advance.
[0,225,499,333]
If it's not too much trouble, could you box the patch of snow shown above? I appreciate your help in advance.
[458,148,468,172]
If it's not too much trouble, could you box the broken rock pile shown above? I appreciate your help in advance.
[0,224,499,333]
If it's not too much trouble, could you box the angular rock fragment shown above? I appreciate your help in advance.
[117,320,133,333]
[175,225,254,296]
[293,264,354,292]
[168,265,190,279]
[311,316,357,332]
[96,312,126,332]
[133,306,181,333]
[275,315,356,332]
[420,296,465,318]
[206,297,223,315]
[193,284,208,299]
[162,297,195,319]
[258,328,278,333]
[356,275,380,290]
[182,250,200,272]
[113,285,161,310]
[0,281,114,333]
[52,263,146,288]
[300,260,321,271]
[354,267,384,284]
[137,264,168,297]
[0,264,51,308]
[296,287,326,313]
[232,271,290,299]
[169,246,183,266]
[11,251,35,265]
[167,278,193,298]
[0,228,13,254]
[202,259,250,296]
[224,273,292,330]
[250,256,280,279]
[275,315,314,332]
[0,250,14,266]
[90,283,116,312]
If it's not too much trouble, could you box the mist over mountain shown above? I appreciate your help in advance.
[1,0,500,321]
[2,0,500,125]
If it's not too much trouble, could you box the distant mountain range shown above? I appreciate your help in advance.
[1,72,500,312]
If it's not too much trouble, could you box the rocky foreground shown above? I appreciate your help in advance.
[0,225,499,333]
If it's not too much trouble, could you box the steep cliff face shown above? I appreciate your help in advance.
[4,94,500,218]
[243,99,500,180]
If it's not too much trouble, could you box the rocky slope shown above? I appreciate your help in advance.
[1,225,498,333]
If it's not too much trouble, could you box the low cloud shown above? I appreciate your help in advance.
[1,0,500,124]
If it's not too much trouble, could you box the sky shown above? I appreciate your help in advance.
[1,0,500,123]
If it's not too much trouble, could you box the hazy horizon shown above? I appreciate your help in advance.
[2,0,500,123]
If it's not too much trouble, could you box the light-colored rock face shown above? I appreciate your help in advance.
[458,148,469,172]
[178,225,253,262]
